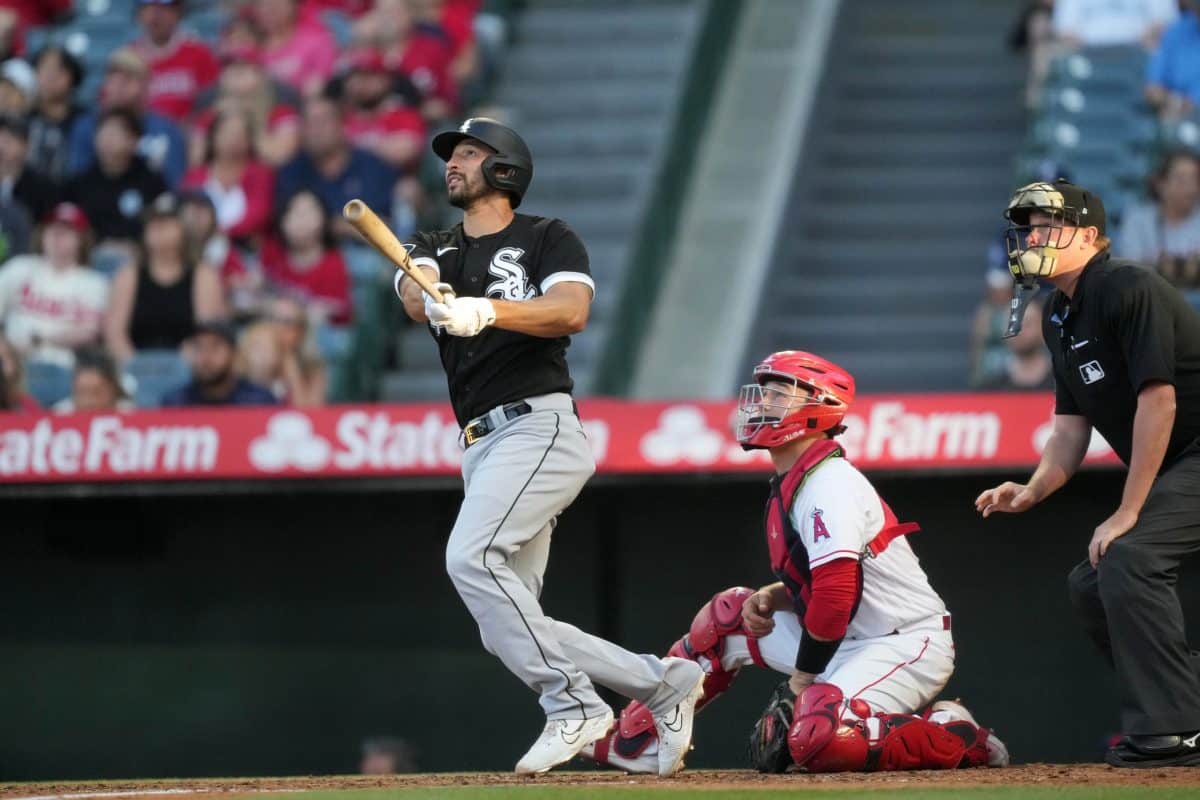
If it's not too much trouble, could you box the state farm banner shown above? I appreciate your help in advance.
[0,393,1118,484]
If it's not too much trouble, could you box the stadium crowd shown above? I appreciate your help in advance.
[0,0,499,413]
[973,0,1200,390]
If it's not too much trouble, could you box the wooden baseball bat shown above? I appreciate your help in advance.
[342,199,445,303]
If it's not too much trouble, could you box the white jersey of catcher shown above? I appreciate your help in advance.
[789,458,947,640]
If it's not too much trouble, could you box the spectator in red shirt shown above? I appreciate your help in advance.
[182,110,275,242]
[340,47,424,169]
[132,0,221,123]
[354,0,455,118]
[0,1,71,59]
[188,48,300,168]
[258,0,338,96]
[261,188,351,324]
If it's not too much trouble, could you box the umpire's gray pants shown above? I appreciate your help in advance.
[446,392,697,721]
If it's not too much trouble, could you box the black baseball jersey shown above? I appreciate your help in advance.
[1043,251,1200,467]
[405,214,595,426]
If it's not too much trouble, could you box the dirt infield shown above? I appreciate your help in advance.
[5,765,1200,798]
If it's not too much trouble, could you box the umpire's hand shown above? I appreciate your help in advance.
[975,481,1038,517]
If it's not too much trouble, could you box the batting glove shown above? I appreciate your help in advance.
[421,282,456,331]
[427,296,497,337]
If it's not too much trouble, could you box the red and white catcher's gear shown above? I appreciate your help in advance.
[667,586,766,711]
[736,351,856,449]
[585,587,766,771]
[787,683,997,773]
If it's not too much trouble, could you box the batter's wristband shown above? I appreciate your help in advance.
[795,630,843,675]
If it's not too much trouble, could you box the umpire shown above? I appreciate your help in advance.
[976,180,1200,767]
[393,118,704,776]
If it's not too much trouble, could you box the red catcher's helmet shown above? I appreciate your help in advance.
[735,351,856,450]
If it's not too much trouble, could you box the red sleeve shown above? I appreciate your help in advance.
[227,162,275,239]
[194,42,222,90]
[802,558,860,640]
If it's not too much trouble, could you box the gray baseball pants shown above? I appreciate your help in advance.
[445,392,697,721]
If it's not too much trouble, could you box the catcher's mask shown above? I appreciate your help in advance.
[735,351,855,451]
[1001,179,1105,337]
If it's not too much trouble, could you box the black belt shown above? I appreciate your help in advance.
[462,401,533,447]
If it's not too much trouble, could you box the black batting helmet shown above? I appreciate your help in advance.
[432,117,533,208]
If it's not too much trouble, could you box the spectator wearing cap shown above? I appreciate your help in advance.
[189,47,300,168]
[340,47,425,170]
[276,94,397,240]
[160,319,277,406]
[66,48,188,188]
[65,107,169,246]
[0,203,108,369]
[354,0,456,119]
[105,192,225,363]
[262,188,351,324]
[131,0,221,123]
[27,45,86,185]
[179,188,255,312]
[0,330,38,411]
[0,57,34,116]
[1146,0,1200,118]
[181,110,275,241]
[258,0,338,96]
[53,347,134,413]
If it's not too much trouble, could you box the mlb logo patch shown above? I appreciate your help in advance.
[1079,360,1105,384]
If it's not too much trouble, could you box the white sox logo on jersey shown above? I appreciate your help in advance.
[486,248,537,301]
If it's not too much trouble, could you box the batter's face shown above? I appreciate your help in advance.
[446,139,496,209]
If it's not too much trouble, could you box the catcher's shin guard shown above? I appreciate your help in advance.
[787,683,870,772]
[786,684,975,773]
[586,587,766,773]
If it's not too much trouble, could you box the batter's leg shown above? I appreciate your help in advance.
[446,408,608,721]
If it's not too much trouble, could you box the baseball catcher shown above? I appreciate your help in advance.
[584,351,1009,773]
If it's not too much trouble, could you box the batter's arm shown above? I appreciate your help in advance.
[398,265,440,323]
[490,281,591,337]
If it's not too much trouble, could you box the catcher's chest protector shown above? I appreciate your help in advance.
[763,440,920,616]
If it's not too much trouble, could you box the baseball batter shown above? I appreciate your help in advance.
[584,351,1008,773]
[394,118,704,775]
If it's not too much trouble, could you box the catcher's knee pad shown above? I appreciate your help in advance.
[787,683,870,773]
[870,714,969,771]
[669,586,765,711]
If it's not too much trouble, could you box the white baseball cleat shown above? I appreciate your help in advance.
[515,708,615,775]
[653,659,706,776]
[930,699,1011,767]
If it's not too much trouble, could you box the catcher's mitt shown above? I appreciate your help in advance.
[748,680,796,773]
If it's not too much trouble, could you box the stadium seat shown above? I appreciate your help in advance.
[124,349,190,408]
[24,361,73,408]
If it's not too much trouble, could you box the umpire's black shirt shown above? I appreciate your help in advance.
[1043,251,1200,467]
[406,214,595,427]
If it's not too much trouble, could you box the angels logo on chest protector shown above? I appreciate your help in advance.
[486,247,537,301]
